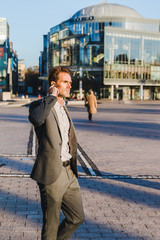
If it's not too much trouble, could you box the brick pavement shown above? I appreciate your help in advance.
[0,101,160,239]
[70,101,160,177]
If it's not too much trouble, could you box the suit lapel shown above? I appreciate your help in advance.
[64,106,76,136]
[51,107,62,140]
[51,105,75,140]
[64,106,72,133]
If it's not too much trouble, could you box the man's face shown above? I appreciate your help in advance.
[51,72,72,98]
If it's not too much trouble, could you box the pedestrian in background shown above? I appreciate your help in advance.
[28,66,84,240]
[86,89,97,121]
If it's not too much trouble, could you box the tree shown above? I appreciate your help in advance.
[25,66,40,95]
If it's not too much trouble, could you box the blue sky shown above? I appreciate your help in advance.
[1,0,160,68]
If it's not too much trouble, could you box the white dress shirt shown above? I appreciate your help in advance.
[54,101,72,162]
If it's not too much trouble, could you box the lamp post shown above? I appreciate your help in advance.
[79,67,83,99]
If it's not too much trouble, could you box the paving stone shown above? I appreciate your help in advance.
[0,102,160,239]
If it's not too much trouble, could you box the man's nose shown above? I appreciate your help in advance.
[67,83,72,88]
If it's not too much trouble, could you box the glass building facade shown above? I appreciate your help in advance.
[40,1,160,100]
[0,18,9,91]
[0,18,18,93]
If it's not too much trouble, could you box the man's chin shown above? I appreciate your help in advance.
[64,91,70,98]
[58,93,70,98]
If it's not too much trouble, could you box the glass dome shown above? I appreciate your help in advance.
[71,1,143,19]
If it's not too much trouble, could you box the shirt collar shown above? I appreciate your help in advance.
[55,100,65,109]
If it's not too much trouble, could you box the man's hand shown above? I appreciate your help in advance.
[48,83,59,97]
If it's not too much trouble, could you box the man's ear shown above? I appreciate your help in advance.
[50,81,55,86]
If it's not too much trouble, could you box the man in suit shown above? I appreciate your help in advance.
[28,66,85,240]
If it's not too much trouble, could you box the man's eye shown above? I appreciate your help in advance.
[64,82,71,85]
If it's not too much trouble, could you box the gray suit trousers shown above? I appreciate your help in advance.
[38,165,85,240]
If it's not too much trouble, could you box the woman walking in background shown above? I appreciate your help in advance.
[85,90,97,121]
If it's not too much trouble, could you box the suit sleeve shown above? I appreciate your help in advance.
[28,95,57,127]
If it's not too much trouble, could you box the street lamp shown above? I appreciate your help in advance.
[79,67,83,99]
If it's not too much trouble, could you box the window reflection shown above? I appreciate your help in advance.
[104,30,160,81]
[49,18,160,81]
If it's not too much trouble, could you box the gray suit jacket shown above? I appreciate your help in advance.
[28,95,78,185]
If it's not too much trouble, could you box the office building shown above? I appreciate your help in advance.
[40,1,160,100]
[18,63,25,93]
[0,18,18,94]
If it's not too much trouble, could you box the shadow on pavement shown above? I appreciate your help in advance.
[98,170,160,191]
[0,181,154,240]
[0,188,42,225]
[72,118,160,140]
[0,156,34,175]
[68,105,160,115]
[0,114,29,123]
[79,177,160,210]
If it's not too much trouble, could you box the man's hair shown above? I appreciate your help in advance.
[48,66,72,86]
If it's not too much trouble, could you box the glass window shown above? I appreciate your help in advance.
[104,28,160,81]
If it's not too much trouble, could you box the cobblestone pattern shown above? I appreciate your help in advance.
[0,156,35,175]
[0,102,160,239]
[70,102,160,177]
[0,107,30,155]
[1,175,160,240]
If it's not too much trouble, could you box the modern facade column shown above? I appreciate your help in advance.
[79,67,83,99]
[140,84,143,100]
[111,85,114,100]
